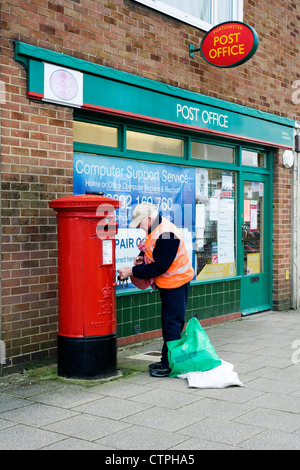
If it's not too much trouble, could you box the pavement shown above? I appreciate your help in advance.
[1,309,300,451]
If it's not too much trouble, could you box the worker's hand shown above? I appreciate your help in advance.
[118,267,133,279]
[134,256,144,265]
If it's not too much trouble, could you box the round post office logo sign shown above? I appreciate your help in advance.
[49,69,78,101]
[200,21,259,68]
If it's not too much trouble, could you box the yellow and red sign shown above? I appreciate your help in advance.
[200,22,259,68]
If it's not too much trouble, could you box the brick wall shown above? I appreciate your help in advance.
[1,96,73,366]
[1,3,75,365]
[1,0,299,369]
[273,149,293,310]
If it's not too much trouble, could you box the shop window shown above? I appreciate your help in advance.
[191,142,235,163]
[132,0,243,31]
[242,150,266,168]
[127,130,184,157]
[195,168,236,280]
[73,121,118,147]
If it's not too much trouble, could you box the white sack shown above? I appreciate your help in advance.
[179,360,244,389]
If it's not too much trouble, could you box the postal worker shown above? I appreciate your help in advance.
[118,202,194,377]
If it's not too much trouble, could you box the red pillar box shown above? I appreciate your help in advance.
[49,194,121,379]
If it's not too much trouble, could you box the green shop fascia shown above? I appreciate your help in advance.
[15,41,295,340]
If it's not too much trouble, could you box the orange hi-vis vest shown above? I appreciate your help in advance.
[144,217,194,289]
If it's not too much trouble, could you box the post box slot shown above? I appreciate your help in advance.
[88,218,118,239]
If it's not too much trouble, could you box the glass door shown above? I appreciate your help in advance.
[240,173,271,315]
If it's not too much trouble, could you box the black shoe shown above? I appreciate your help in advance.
[150,365,171,377]
[149,361,163,370]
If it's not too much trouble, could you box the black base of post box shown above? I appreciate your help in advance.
[57,333,117,379]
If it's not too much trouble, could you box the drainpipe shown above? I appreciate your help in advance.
[0,81,3,371]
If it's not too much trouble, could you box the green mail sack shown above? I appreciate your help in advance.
[167,317,221,377]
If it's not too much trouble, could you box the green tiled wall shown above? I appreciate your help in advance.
[116,280,240,339]
[116,290,161,339]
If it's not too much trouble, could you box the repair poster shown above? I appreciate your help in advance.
[73,153,195,288]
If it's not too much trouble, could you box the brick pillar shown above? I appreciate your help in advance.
[272,149,292,310]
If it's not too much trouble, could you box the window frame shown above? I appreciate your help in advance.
[195,168,237,281]
[73,113,272,292]
[132,0,243,31]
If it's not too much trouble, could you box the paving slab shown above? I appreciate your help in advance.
[43,414,131,441]
[0,424,65,450]
[179,416,263,446]
[73,396,152,420]
[0,402,79,426]
[95,425,188,450]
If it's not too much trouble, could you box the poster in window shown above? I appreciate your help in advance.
[259,182,264,197]
[196,168,208,200]
[247,253,260,274]
[218,198,235,263]
[221,171,234,199]
[250,201,258,231]
[244,200,250,222]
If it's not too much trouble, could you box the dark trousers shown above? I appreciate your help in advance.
[158,281,190,367]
